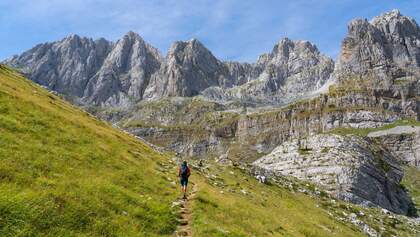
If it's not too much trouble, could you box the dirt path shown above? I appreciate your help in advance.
[174,183,198,237]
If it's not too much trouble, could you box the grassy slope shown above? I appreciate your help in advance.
[1,65,418,237]
[0,66,179,236]
[402,167,420,216]
[329,119,420,137]
[190,163,364,237]
[190,161,420,237]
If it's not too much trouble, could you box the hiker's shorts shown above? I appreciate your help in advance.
[180,178,188,186]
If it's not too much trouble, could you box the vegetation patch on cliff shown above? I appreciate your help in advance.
[329,119,420,137]
[402,167,420,216]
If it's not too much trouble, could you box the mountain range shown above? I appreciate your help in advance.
[3,9,420,220]
[5,29,335,107]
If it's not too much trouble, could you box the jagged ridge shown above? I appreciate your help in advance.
[5,34,334,107]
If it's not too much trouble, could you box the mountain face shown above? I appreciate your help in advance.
[248,10,420,215]
[255,38,333,94]
[84,32,163,106]
[336,10,420,88]
[3,9,420,217]
[5,34,333,107]
[253,133,415,215]
[206,38,334,104]
[6,32,163,107]
[6,35,113,98]
[5,10,418,107]
[143,39,229,100]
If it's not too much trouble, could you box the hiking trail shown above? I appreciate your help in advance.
[174,183,198,237]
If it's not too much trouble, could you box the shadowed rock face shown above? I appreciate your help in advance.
[368,126,420,168]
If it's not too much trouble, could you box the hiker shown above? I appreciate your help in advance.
[178,161,191,199]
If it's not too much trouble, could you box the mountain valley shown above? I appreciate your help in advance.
[2,9,420,236]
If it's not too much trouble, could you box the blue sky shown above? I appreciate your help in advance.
[1,0,419,62]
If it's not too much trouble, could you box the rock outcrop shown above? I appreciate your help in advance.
[253,134,416,215]
[335,9,420,89]
[368,126,420,168]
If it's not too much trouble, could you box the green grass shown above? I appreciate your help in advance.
[1,65,419,236]
[190,162,364,237]
[402,167,420,216]
[189,160,420,236]
[329,119,420,137]
[0,65,179,236]
[298,147,313,156]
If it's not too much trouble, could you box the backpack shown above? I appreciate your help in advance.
[180,165,190,178]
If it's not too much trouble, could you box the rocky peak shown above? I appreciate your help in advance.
[3,32,166,107]
[83,31,163,106]
[4,31,335,106]
[258,38,321,65]
[221,37,334,104]
[125,30,142,39]
[371,10,420,66]
[5,34,113,98]
[102,31,162,71]
[370,9,419,33]
[57,34,106,54]
[144,39,227,99]
[336,10,420,88]
[6,10,417,107]
[62,34,82,45]
[166,38,220,68]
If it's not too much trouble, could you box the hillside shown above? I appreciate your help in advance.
[1,65,419,236]
[189,159,420,236]
[0,65,179,236]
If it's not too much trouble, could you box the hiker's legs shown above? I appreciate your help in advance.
[180,178,188,194]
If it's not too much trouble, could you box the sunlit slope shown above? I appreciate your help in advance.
[0,65,178,236]
[190,162,364,237]
[1,65,417,237]
[189,160,419,237]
